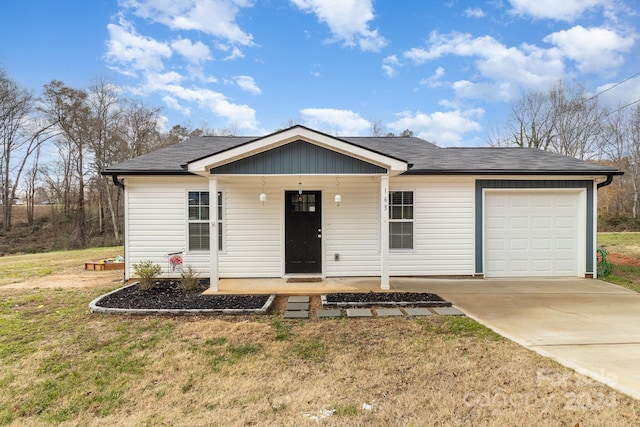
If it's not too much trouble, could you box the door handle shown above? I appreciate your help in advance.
[318,234,322,239]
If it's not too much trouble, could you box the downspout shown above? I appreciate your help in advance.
[597,174,614,189]
[112,175,125,190]
[111,175,126,284]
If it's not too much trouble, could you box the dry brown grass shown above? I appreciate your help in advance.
[1,286,638,426]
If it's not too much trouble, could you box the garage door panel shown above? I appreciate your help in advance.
[533,238,551,250]
[485,192,580,277]
[509,238,528,250]
[532,259,552,272]
[510,217,528,228]
[533,216,552,229]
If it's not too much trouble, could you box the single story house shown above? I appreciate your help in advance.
[102,125,622,291]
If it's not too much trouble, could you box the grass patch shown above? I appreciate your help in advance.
[604,265,640,293]
[271,318,292,341]
[290,338,326,362]
[418,316,503,341]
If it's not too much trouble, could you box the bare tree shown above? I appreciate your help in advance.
[369,119,386,137]
[42,80,92,246]
[0,70,55,231]
[494,80,606,160]
[549,82,605,160]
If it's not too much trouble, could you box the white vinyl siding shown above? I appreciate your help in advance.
[324,177,380,277]
[389,178,475,276]
[125,177,210,278]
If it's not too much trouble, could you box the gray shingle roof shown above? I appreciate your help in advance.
[102,131,620,176]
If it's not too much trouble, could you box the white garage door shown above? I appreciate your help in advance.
[484,191,581,277]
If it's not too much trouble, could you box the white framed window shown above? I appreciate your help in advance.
[389,191,414,249]
[188,191,223,251]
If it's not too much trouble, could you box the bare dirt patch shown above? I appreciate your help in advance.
[1,265,122,290]
[607,252,640,267]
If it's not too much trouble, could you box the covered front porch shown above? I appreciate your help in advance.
[185,127,410,292]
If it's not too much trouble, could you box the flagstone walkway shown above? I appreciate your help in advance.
[282,295,463,319]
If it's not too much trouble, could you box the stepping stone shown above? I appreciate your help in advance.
[433,307,464,316]
[286,302,310,311]
[346,308,373,318]
[375,308,403,317]
[288,296,310,303]
[316,309,342,318]
[284,310,309,319]
[404,307,433,317]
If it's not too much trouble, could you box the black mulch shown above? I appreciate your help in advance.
[324,292,451,308]
[96,280,269,310]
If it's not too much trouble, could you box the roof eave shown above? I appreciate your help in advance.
[100,170,195,177]
[402,169,624,176]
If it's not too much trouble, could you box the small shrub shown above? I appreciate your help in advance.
[180,265,200,291]
[133,260,162,290]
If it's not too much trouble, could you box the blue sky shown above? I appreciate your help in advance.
[1,0,639,146]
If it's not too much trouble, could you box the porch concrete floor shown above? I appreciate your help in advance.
[208,276,483,295]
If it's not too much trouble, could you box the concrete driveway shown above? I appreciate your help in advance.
[402,278,640,401]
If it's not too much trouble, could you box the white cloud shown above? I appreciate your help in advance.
[544,25,635,73]
[170,37,212,64]
[299,108,370,134]
[464,7,486,18]
[122,0,254,46]
[161,84,259,130]
[508,0,608,21]
[290,0,388,52]
[596,76,640,108]
[388,109,484,146]
[402,32,565,101]
[382,55,401,77]
[234,75,261,95]
[420,67,445,88]
[105,19,172,72]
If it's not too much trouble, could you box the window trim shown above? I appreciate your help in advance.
[389,190,415,250]
[186,190,223,252]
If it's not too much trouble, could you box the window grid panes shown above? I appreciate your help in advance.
[389,191,414,249]
[188,191,222,251]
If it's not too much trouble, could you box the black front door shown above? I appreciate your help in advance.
[285,191,322,274]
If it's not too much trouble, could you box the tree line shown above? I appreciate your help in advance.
[490,80,640,224]
[2,69,640,252]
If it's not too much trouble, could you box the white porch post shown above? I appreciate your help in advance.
[209,177,219,291]
[380,175,390,290]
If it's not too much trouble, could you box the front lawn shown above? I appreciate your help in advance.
[1,285,638,425]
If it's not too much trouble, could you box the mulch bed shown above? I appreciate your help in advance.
[95,280,270,310]
[323,292,451,308]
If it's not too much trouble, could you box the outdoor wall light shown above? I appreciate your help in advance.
[335,176,341,206]
[259,177,267,204]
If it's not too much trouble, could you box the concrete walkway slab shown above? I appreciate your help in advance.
[376,308,403,317]
[317,309,342,318]
[347,308,373,317]
[404,307,433,316]
[288,296,310,303]
[432,307,464,316]
[285,302,309,311]
[283,310,309,319]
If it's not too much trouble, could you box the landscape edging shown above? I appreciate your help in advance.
[89,283,276,315]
